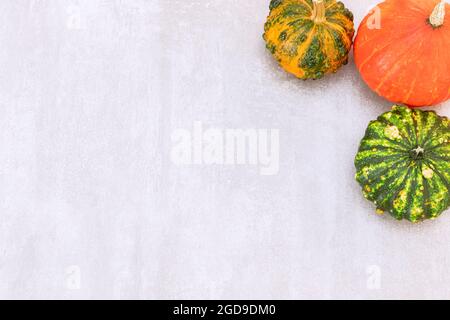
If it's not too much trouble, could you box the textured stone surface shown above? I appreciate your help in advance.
[0,0,449,299]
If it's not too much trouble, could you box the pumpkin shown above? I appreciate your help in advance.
[354,0,450,107]
[263,0,354,79]
[355,106,449,222]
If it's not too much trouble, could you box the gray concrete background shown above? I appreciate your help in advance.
[0,0,449,299]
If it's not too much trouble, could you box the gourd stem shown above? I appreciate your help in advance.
[429,1,446,28]
[311,0,326,23]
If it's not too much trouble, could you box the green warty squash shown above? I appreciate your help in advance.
[355,106,449,223]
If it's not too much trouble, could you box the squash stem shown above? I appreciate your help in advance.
[311,0,326,23]
[429,1,446,28]
[410,146,425,160]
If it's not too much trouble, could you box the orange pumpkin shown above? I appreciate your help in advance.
[354,0,450,107]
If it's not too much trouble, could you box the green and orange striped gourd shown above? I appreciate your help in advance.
[263,0,354,79]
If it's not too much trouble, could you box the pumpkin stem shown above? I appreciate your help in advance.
[311,0,327,23]
[429,1,446,28]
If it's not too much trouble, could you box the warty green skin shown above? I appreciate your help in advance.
[355,106,449,223]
